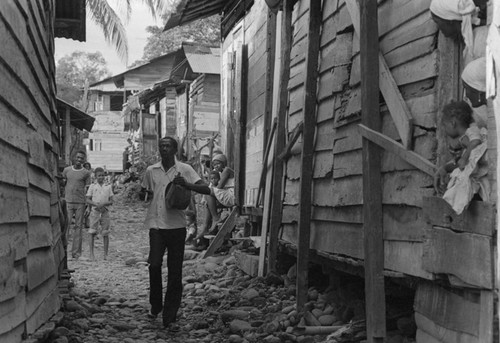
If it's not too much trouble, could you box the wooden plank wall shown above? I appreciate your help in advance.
[88,112,128,172]
[0,1,63,341]
[281,0,439,279]
[242,0,270,207]
[188,73,221,140]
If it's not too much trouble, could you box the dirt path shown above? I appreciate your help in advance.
[56,194,299,343]
[48,192,415,343]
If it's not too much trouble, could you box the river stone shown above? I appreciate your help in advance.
[221,310,250,323]
[241,288,259,300]
[228,334,244,343]
[318,314,336,326]
[229,319,252,333]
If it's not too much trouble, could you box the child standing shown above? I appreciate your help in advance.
[86,167,114,260]
[434,100,489,214]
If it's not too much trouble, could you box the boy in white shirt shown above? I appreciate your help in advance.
[86,167,114,260]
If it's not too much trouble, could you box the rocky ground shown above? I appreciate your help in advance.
[42,190,416,343]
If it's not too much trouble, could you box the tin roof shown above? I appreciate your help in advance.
[164,0,228,31]
[182,42,220,74]
[57,98,95,132]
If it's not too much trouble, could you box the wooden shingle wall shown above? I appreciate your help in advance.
[189,73,221,139]
[281,0,440,279]
[242,0,272,206]
[0,1,63,341]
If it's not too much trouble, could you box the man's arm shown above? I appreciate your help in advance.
[174,177,211,195]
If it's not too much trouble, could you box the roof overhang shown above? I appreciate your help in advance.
[55,0,86,42]
[164,0,228,31]
[57,98,95,131]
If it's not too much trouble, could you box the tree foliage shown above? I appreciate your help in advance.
[140,15,221,62]
[56,51,111,106]
[86,0,174,64]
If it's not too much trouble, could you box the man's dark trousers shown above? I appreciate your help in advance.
[148,227,186,325]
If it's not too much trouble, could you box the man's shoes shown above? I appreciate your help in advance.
[163,313,177,328]
[148,308,162,319]
[165,323,180,332]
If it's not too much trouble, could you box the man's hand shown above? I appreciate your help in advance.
[173,175,187,187]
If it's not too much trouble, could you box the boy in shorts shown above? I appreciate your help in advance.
[86,167,114,260]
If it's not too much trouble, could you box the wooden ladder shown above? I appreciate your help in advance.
[202,207,238,258]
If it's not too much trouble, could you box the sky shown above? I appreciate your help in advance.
[55,2,159,75]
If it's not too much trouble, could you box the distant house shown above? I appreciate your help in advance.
[56,98,95,168]
[87,78,130,172]
[128,43,221,160]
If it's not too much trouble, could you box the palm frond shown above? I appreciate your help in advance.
[112,0,132,24]
[87,0,129,64]
[141,0,179,19]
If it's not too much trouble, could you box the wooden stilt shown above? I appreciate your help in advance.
[359,0,386,341]
[267,0,293,273]
[296,0,322,311]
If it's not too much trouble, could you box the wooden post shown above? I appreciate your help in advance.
[234,43,247,209]
[360,0,386,341]
[296,0,321,310]
[267,0,293,273]
[64,107,71,165]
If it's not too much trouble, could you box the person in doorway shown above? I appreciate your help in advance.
[86,167,114,260]
[200,154,235,238]
[434,101,489,213]
[62,150,92,259]
[141,136,206,329]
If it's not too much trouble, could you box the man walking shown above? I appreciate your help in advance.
[62,150,91,259]
[142,137,205,329]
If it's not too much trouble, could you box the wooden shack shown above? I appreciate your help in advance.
[128,43,221,159]
[167,0,498,341]
[57,98,95,168]
[175,43,221,158]
[0,0,86,341]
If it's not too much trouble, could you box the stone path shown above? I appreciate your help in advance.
[47,192,416,343]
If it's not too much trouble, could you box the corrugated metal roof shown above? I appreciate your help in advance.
[164,0,228,30]
[57,98,95,132]
[183,43,221,74]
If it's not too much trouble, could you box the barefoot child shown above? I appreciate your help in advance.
[86,167,114,260]
[185,210,198,245]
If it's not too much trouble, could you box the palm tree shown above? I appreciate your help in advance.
[86,0,175,64]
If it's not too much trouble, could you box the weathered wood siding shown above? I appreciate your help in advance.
[242,0,272,207]
[220,0,273,207]
[189,73,220,139]
[0,1,63,341]
[281,0,440,279]
[87,111,128,172]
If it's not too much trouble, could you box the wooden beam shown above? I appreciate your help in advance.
[357,124,437,176]
[479,290,494,343]
[64,107,71,164]
[296,0,321,311]
[258,125,276,276]
[277,122,303,161]
[345,0,414,149]
[359,0,386,341]
[234,43,248,209]
[267,0,293,274]
[255,117,278,207]
[202,208,238,258]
